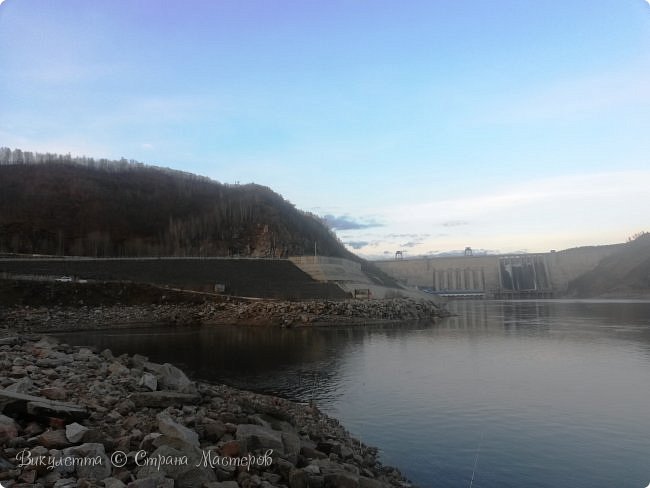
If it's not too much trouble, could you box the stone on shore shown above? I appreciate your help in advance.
[236,423,284,454]
[0,413,19,443]
[59,442,112,479]
[37,429,72,449]
[0,336,416,488]
[139,372,158,391]
[145,362,196,393]
[131,391,200,408]
[5,377,34,394]
[136,445,216,488]
[157,413,200,447]
[65,422,89,443]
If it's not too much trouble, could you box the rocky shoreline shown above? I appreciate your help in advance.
[1,298,447,333]
[0,335,416,488]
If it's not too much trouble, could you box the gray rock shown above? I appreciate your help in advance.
[37,429,71,449]
[139,372,158,391]
[304,464,321,475]
[4,377,34,394]
[65,422,88,443]
[145,362,195,393]
[324,469,360,488]
[127,477,174,488]
[131,391,200,408]
[289,468,309,488]
[136,445,215,488]
[0,413,19,443]
[282,431,302,455]
[103,477,127,488]
[53,479,77,488]
[176,466,218,488]
[359,477,389,488]
[100,349,114,360]
[140,432,163,451]
[0,336,19,346]
[308,475,325,488]
[236,423,284,454]
[203,420,227,442]
[301,445,328,460]
[340,445,354,459]
[34,336,59,348]
[131,354,149,369]
[0,389,89,421]
[108,361,130,375]
[40,387,68,400]
[76,347,94,359]
[157,413,199,448]
[115,399,136,415]
[59,442,111,479]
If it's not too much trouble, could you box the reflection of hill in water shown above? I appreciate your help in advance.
[56,321,437,403]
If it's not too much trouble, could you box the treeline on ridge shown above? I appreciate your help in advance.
[0,147,354,259]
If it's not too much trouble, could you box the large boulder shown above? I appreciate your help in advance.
[323,470,360,488]
[157,413,199,448]
[235,424,284,454]
[65,422,89,443]
[56,442,112,480]
[139,373,158,391]
[37,429,71,449]
[145,363,196,393]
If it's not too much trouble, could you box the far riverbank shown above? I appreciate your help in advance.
[0,279,447,333]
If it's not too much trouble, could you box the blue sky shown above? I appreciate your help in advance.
[1,0,649,258]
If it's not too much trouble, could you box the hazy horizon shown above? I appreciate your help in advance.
[1,1,648,257]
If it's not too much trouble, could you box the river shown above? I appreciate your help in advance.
[56,300,650,488]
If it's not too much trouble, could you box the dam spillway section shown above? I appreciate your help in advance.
[374,245,621,299]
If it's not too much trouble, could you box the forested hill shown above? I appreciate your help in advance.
[0,148,355,259]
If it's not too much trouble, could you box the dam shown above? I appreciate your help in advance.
[374,244,622,298]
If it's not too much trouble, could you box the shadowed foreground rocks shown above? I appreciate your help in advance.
[0,336,416,488]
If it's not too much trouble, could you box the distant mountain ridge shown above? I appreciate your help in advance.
[0,148,354,259]
[567,233,650,298]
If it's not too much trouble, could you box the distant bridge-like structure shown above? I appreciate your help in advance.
[375,245,622,299]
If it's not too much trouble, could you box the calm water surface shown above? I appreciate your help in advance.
[58,300,650,488]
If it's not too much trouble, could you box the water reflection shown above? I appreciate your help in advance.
[57,320,438,405]
[56,301,650,488]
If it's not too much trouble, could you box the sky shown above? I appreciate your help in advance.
[1,0,649,258]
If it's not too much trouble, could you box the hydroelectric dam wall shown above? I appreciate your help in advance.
[374,244,622,298]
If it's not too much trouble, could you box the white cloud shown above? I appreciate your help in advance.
[385,170,650,222]
[344,170,650,257]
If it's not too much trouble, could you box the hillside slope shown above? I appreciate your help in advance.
[0,150,352,259]
[567,233,650,298]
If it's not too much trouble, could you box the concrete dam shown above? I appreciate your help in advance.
[374,244,622,298]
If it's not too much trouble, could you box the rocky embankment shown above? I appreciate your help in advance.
[1,298,446,333]
[0,336,415,488]
[203,298,445,327]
